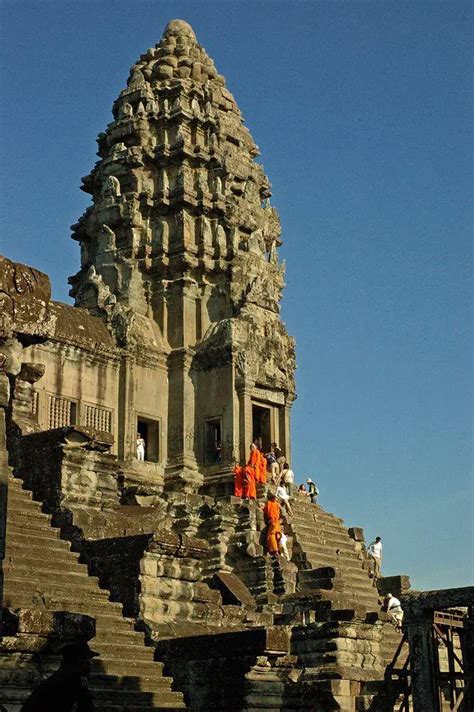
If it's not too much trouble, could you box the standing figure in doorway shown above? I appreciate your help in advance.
[136,432,145,461]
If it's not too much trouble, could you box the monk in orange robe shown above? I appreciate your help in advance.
[243,465,256,499]
[233,465,244,497]
[248,440,267,485]
[257,449,267,485]
[263,494,282,555]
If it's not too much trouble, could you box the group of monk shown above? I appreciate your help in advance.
[232,438,268,500]
[233,439,291,558]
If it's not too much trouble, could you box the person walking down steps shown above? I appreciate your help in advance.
[367,536,383,585]
[262,493,282,557]
[306,478,319,504]
[383,593,404,632]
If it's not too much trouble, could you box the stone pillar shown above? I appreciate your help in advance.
[236,381,253,464]
[405,611,439,712]
[118,353,134,460]
[281,397,294,465]
[165,348,201,492]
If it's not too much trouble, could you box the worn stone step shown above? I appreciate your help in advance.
[3,555,86,575]
[89,671,177,692]
[91,641,155,662]
[4,546,82,568]
[92,628,147,646]
[300,541,359,559]
[90,686,183,705]
[294,531,360,550]
[6,523,67,544]
[3,577,110,601]
[90,658,168,678]
[293,526,357,548]
[2,591,124,617]
[6,504,52,521]
[299,570,373,588]
[6,488,46,505]
[3,565,101,590]
[296,551,363,568]
[293,507,344,525]
[90,612,137,632]
[292,515,348,533]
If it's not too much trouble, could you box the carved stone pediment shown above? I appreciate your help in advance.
[0,255,54,341]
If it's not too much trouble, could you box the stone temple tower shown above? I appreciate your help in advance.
[69,19,296,493]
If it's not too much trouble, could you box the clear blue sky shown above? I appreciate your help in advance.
[1,1,472,591]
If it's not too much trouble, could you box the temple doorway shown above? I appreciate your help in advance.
[137,416,160,462]
[252,404,271,453]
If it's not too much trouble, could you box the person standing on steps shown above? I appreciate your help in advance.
[367,536,383,584]
[278,525,291,561]
[21,641,98,712]
[264,445,280,484]
[271,442,286,476]
[276,483,294,517]
[262,492,282,557]
[136,432,145,461]
[306,478,319,504]
[282,462,295,494]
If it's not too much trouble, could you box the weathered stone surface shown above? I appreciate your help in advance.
[213,571,256,608]
[0,255,54,341]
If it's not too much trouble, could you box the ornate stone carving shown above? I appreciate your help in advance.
[101,175,121,205]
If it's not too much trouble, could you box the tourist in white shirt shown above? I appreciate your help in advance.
[383,593,404,631]
[275,484,293,517]
[367,536,382,582]
[281,462,294,494]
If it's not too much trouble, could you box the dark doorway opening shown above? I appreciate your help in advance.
[252,405,271,453]
[205,418,222,465]
[137,417,160,463]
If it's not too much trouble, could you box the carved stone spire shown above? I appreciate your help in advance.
[68,20,295,483]
[68,19,286,339]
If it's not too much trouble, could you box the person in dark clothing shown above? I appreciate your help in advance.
[306,478,319,504]
[21,641,98,712]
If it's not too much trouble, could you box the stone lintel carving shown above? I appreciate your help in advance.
[250,387,285,406]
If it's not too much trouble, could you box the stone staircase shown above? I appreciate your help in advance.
[289,497,381,613]
[2,475,186,711]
